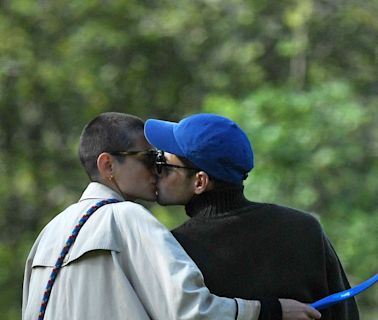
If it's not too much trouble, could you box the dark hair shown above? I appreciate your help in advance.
[177,156,242,188]
[79,112,144,181]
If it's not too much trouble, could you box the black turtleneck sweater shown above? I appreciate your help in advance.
[172,186,359,320]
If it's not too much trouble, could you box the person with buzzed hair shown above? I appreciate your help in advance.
[22,112,321,320]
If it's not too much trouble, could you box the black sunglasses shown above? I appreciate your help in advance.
[155,150,198,175]
[110,149,158,167]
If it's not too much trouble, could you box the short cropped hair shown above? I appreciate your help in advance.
[79,112,144,181]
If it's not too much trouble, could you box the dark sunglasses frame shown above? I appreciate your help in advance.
[155,150,198,175]
[110,149,158,166]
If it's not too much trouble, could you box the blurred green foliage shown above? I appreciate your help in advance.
[0,0,377,318]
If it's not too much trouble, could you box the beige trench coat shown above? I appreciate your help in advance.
[23,183,260,320]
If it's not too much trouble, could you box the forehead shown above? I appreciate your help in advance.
[164,152,182,164]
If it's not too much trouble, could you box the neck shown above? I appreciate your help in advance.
[100,177,129,202]
[185,184,251,218]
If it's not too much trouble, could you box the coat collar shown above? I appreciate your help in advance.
[79,182,124,202]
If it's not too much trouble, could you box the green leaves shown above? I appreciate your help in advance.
[0,0,377,317]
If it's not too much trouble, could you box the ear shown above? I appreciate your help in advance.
[193,171,212,195]
[97,153,114,179]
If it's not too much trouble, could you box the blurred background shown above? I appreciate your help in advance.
[0,0,377,318]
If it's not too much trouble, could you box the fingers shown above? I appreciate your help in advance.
[279,299,322,320]
[307,306,321,319]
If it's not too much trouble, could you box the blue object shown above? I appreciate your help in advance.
[144,114,254,184]
[311,274,378,310]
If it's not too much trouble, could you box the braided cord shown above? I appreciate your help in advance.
[38,198,120,320]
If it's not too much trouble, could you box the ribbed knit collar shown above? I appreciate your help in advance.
[185,185,252,218]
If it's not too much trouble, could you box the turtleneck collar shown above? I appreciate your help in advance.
[185,184,253,218]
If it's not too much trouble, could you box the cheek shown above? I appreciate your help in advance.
[135,164,153,178]
[157,175,177,191]
[157,176,170,189]
[162,176,189,196]
[139,169,153,179]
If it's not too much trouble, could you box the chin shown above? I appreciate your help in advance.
[156,197,174,206]
[134,191,157,202]
[144,194,157,202]
[156,197,165,205]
